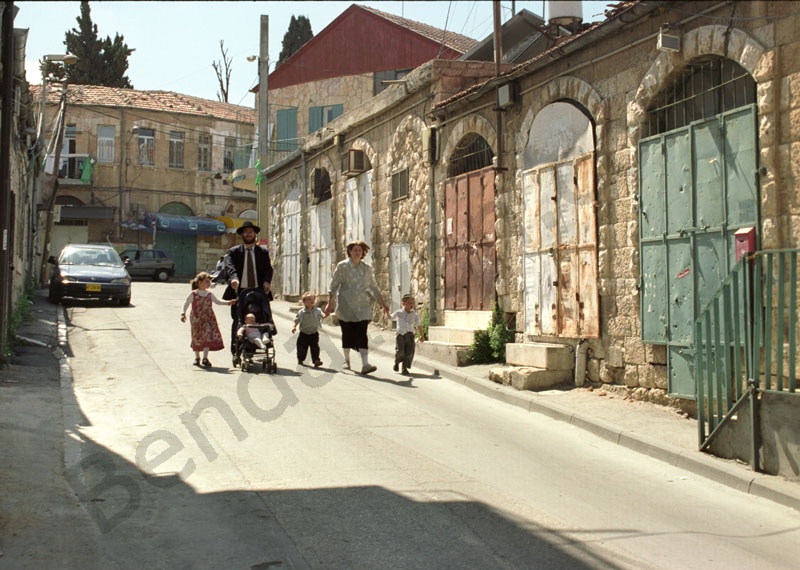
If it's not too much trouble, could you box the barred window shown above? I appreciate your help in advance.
[223,137,235,173]
[198,134,212,171]
[97,125,115,163]
[137,128,155,166]
[169,131,184,168]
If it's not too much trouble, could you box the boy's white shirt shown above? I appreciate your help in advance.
[391,308,420,335]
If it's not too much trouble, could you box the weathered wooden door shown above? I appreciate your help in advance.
[344,171,373,265]
[390,243,410,312]
[444,166,495,311]
[281,184,300,296]
[522,153,598,337]
[308,201,332,296]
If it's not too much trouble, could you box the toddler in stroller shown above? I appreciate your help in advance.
[233,288,277,373]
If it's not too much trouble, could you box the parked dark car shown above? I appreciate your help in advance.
[48,244,131,306]
[119,248,175,281]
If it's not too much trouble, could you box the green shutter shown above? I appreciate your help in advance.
[276,108,298,151]
[309,106,323,134]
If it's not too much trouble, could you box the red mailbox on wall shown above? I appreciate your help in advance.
[734,227,756,262]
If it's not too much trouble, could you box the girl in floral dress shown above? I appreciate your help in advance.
[180,271,235,368]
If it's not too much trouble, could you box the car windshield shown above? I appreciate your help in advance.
[60,249,122,267]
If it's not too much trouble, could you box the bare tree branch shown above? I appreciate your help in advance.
[212,40,232,102]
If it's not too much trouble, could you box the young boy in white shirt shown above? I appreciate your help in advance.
[390,294,424,374]
[292,291,324,367]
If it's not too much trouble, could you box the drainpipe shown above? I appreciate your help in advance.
[575,338,589,386]
[300,150,308,293]
[427,135,437,324]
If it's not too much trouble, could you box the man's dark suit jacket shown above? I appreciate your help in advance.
[224,244,273,295]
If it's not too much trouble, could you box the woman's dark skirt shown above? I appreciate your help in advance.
[339,320,370,350]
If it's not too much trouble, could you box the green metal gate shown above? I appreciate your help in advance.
[639,104,759,396]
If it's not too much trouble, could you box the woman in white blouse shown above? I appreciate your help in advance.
[324,240,389,374]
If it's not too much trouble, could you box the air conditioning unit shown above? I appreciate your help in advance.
[422,126,439,164]
[342,149,369,177]
[657,28,681,52]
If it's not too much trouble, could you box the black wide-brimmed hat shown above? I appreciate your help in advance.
[236,221,261,234]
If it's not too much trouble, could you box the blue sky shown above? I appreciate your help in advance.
[15,1,610,107]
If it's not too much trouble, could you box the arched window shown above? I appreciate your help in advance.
[447,134,494,178]
[643,57,755,137]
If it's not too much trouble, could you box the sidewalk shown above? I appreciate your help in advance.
[1,293,798,563]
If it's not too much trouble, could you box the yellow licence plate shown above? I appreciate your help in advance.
[86,283,102,292]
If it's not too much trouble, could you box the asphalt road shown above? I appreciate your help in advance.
[58,281,800,570]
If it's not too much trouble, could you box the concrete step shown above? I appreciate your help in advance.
[416,341,472,367]
[489,366,574,391]
[505,342,574,370]
[443,310,492,330]
[427,326,477,345]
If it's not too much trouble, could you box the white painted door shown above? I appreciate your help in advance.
[308,201,332,296]
[344,171,373,265]
[281,185,301,296]
[389,243,410,313]
[52,225,89,258]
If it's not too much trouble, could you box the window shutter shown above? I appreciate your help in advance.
[276,108,298,151]
[309,107,323,134]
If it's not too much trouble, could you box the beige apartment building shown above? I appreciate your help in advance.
[34,84,257,276]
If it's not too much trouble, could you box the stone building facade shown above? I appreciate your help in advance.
[263,0,799,405]
[34,85,257,276]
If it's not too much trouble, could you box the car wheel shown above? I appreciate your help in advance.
[119,296,131,306]
[155,269,170,282]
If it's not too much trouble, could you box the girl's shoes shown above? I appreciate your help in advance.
[193,358,202,367]
[202,358,212,368]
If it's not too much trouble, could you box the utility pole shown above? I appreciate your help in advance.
[257,14,270,243]
[1,1,15,362]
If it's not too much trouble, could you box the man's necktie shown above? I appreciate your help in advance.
[245,248,256,289]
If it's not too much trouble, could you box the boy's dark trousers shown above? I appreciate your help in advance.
[297,331,320,363]
[395,331,416,369]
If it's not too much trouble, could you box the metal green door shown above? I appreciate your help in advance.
[639,104,758,397]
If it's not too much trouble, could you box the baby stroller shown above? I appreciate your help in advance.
[233,288,278,373]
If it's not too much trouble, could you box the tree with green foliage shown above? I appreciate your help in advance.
[468,301,516,364]
[276,15,313,68]
[42,1,134,88]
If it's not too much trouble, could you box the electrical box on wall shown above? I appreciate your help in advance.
[497,82,519,109]
[735,227,756,262]
[422,126,439,164]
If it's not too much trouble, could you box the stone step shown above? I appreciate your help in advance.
[489,366,574,391]
[505,342,574,370]
[415,341,472,367]
[443,310,492,330]
[427,326,477,346]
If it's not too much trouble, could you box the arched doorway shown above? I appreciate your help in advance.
[522,101,598,338]
[156,202,197,276]
[638,57,758,396]
[443,134,495,311]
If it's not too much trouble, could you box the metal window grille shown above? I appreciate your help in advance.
[643,57,755,138]
[169,131,184,168]
[447,134,494,178]
[137,129,155,166]
[198,134,212,171]
[223,137,235,173]
[97,125,115,163]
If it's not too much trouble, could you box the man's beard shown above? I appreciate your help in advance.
[242,234,256,245]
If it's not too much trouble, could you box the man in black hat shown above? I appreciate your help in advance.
[223,221,274,355]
